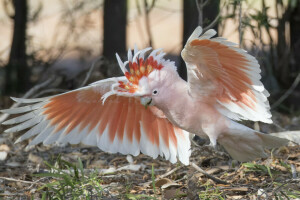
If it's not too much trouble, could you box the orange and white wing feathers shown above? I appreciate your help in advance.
[181,27,272,123]
[2,79,190,165]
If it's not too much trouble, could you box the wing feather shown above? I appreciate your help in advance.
[2,78,191,165]
[182,27,272,123]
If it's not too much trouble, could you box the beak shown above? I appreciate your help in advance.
[140,97,152,108]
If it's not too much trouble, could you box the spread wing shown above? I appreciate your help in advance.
[181,26,271,123]
[1,78,190,165]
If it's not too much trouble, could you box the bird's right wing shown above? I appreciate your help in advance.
[181,26,272,123]
[1,78,190,165]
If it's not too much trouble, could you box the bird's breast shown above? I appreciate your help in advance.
[163,99,225,135]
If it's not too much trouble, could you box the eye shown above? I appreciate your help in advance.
[152,89,158,95]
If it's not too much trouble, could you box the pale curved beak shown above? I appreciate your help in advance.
[140,97,153,107]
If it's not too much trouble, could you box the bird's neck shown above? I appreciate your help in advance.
[158,77,195,128]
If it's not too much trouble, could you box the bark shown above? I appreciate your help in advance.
[179,0,220,80]
[179,0,198,80]
[202,0,220,30]
[290,0,300,85]
[6,0,29,94]
[103,0,127,60]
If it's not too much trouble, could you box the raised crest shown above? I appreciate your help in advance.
[116,47,165,93]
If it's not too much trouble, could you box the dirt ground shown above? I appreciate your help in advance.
[0,110,299,199]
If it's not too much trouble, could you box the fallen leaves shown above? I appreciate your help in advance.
[0,124,299,199]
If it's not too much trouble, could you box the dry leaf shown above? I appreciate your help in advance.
[155,178,180,189]
[155,178,173,187]
[223,187,248,192]
[0,144,10,152]
[164,188,185,199]
[28,153,43,164]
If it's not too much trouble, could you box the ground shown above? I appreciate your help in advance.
[0,99,300,199]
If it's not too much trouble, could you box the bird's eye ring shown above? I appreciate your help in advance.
[152,89,158,95]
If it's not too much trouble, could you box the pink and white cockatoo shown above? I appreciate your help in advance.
[1,27,288,165]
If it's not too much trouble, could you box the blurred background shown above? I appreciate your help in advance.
[0,0,299,115]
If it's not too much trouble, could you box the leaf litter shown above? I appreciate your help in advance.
[0,113,299,199]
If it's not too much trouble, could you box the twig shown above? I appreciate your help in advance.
[0,176,44,185]
[272,178,300,196]
[238,0,243,48]
[195,0,203,27]
[32,88,69,98]
[144,0,155,47]
[203,12,221,32]
[142,165,184,186]
[291,164,297,179]
[80,57,103,87]
[0,76,55,124]
[31,57,103,98]
[190,162,228,185]
[271,73,300,109]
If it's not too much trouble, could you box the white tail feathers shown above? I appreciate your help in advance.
[270,131,300,145]
[218,122,289,162]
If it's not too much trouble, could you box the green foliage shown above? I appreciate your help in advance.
[273,182,300,199]
[34,156,103,199]
[125,164,158,200]
[243,162,300,199]
[126,194,158,200]
[151,164,156,195]
[242,162,278,180]
[198,182,224,200]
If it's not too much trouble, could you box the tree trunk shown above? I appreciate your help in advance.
[179,0,220,80]
[179,0,198,80]
[6,0,29,95]
[290,0,300,84]
[202,0,220,30]
[103,0,127,60]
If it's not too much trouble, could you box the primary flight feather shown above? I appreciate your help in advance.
[1,26,289,164]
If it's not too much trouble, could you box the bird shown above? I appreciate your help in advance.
[1,26,289,165]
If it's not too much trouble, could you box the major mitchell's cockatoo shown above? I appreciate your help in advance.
[1,27,289,165]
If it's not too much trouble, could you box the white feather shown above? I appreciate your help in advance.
[11,97,49,103]
[198,29,217,40]
[29,125,55,146]
[139,122,159,159]
[81,125,98,146]
[5,116,44,133]
[2,109,42,125]
[43,128,64,145]
[0,102,46,114]
[187,26,203,42]
[116,53,127,74]
[15,120,49,143]
[127,48,132,62]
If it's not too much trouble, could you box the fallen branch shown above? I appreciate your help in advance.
[190,162,228,185]
[142,165,184,186]
[0,176,44,185]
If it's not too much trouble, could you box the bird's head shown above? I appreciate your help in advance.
[102,47,178,107]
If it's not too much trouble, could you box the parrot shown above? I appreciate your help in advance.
[1,26,289,165]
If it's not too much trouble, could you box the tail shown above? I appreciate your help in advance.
[270,131,300,145]
[218,121,289,162]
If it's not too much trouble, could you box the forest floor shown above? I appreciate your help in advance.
[0,112,299,200]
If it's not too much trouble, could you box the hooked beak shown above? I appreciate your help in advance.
[140,97,152,108]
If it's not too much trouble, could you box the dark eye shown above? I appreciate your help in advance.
[152,90,158,95]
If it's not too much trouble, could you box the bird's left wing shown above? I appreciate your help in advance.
[1,78,190,164]
[181,26,271,123]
